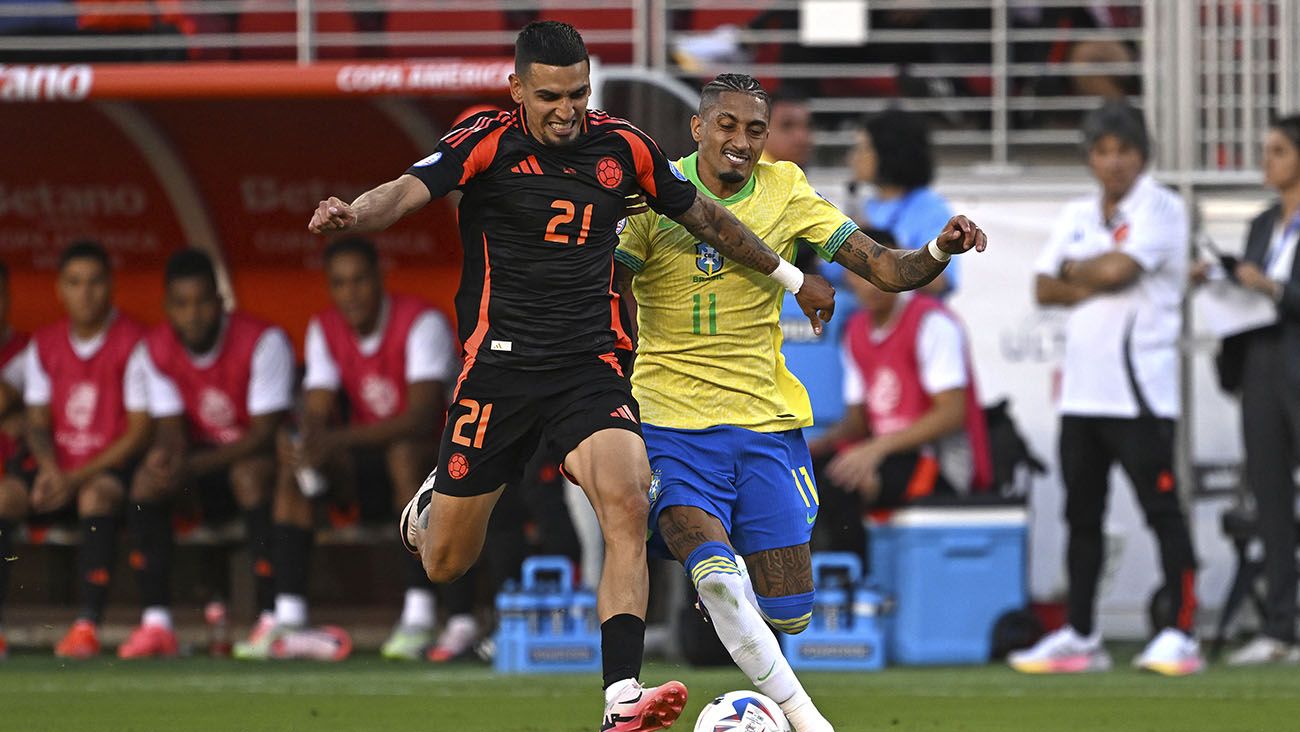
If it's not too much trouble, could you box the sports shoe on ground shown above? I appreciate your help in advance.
[273,625,352,662]
[233,614,282,660]
[399,471,436,555]
[54,619,101,660]
[601,679,688,732]
[117,624,179,659]
[426,614,479,663]
[1225,635,1300,666]
[1134,628,1204,676]
[1007,625,1111,674]
[380,624,433,661]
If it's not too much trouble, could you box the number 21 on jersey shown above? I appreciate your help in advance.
[545,199,593,245]
[451,398,493,448]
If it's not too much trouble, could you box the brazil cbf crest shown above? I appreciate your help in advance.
[695,243,724,276]
[648,468,662,507]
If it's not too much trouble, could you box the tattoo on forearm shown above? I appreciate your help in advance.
[675,196,779,274]
[745,544,814,596]
[835,231,946,292]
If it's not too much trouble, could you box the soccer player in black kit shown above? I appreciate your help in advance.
[309,22,835,731]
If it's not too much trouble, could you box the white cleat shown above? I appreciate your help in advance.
[1008,626,1112,674]
[1134,628,1204,676]
[1225,635,1300,667]
[781,694,834,732]
[399,469,437,554]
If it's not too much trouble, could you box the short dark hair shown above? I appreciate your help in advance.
[1271,113,1300,153]
[164,248,218,292]
[698,73,770,118]
[1082,100,1150,160]
[864,109,934,190]
[323,236,380,271]
[515,21,588,75]
[59,240,111,275]
[768,87,810,110]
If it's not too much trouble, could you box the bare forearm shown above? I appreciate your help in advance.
[808,410,870,455]
[833,230,947,293]
[349,179,422,233]
[672,195,779,274]
[336,410,430,448]
[25,414,56,469]
[871,395,965,457]
[1035,274,1093,306]
[187,418,283,476]
[1060,252,1140,292]
[69,417,152,484]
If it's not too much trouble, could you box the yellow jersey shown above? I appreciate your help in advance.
[615,153,858,432]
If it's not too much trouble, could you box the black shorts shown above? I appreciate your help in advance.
[433,357,641,497]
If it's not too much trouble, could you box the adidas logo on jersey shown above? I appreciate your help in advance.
[510,155,542,175]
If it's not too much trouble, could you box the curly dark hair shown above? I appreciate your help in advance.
[1272,113,1300,152]
[698,73,770,117]
[864,109,934,191]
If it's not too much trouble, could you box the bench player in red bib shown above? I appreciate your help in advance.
[0,261,29,660]
[309,22,836,732]
[118,249,295,659]
[0,242,152,658]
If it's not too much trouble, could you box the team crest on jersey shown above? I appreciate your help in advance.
[670,162,687,182]
[65,382,98,430]
[198,387,238,438]
[412,151,442,168]
[695,243,724,276]
[596,156,623,188]
[361,374,399,418]
[615,217,627,235]
[868,366,902,414]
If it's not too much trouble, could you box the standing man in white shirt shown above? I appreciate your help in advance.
[120,249,295,659]
[1010,102,1203,676]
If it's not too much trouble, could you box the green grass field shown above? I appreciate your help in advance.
[2,653,1296,731]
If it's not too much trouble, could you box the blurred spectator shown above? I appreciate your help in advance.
[117,249,293,659]
[849,109,958,295]
[1011,101,1201,676]
[0,261,27,661]
[761,91,813,167]
[237,237,464,663]
[809,230,988,558]
[1221,114,1300,666]
[0,241,151,659]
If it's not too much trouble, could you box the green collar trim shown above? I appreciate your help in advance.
[681,152,757,204]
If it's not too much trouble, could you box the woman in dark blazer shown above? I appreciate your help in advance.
[1226,114,1300,665]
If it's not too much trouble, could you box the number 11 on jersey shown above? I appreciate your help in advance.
[692,293,717,335]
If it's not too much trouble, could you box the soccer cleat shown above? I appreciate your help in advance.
[54,619,101,660]
[233,615,283,661]
[117,624,179,659]
[601,679,688,732]
[426,614,479,663]
[1225,636,1300,666]
[399,470,436,555]
[380,625,433,661]
[1134,628,1204,676]
[1007,626,1111,674]
[781,694,834,732]
[272,625,352,662]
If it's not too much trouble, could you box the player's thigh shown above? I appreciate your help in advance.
[656,505,732,564]
[642,423,740,559]
[731,429,819,558]
[0,475,28,519]
[228,453,276,509]
[385,438,437,506]
[563,428,650,541]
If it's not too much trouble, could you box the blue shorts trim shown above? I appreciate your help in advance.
[644,424,819,557]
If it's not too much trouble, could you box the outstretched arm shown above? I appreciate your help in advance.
[833,216,987,293]
[308,175,432,235]
[671,194,837,333]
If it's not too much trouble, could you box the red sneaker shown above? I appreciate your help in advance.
[118,624,179,659]
[601,680,688,732]
[54,620,101,659]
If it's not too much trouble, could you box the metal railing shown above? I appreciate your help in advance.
[3,0,1299,179]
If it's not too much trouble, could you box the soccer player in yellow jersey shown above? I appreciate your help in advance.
[615,74,987,732]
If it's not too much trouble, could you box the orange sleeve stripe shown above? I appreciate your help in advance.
[458,125,508,186]
[453,233,492,401]
[613,128,657,199]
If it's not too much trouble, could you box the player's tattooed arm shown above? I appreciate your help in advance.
[745,544,814,596]
[308,175,431,235]
[671,194,781,274]
[833,215,987,292]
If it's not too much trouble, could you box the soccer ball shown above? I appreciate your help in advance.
[693,691,790,732]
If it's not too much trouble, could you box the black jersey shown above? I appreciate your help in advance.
[405,106,698,374]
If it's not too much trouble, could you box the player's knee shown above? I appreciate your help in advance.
[421,541,473,583]
[79,475,124,516]
[686,541,744,602]
[756,591,815,635]
[601,487,649,540]
[0,478,28,519]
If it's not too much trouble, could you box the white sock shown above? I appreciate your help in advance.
[734,556,761,612]
[781,691,832,732]
[275,594,308,628]
[399,588,435,630]
[257,610,275,627]
[142,606,172,630]
[696,569,803,705]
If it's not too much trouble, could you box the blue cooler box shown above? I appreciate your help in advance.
[869,505,1027,665]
